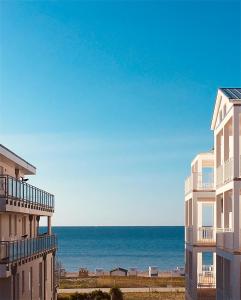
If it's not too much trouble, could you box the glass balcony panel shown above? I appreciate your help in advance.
[0,175,54,209]
[0,235,56,264]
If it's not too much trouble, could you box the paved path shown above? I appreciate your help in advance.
[58,287,185,294]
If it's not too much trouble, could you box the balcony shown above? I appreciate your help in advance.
[197,227,216,244]
[0,234,57,264]
[0,175,54,212]
[216,228,233,250]
[185,227,216,245]
[216,158,233,188]
[185,172,214,195]
[198,265,216,288]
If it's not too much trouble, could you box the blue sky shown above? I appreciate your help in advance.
[0,0,240,225]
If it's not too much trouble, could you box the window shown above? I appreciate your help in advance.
[14,215,17,236]
[9,215,12,236]
[16,273,20,300]
[29,267,33,300]
[51,257,53,291]
[39,262,42,300]
[22,271,25,295]
[22,216,26,235]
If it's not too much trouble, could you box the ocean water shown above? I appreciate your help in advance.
[51,226,184,272]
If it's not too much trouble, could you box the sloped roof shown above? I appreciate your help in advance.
[219,88,241,100]
[0,144,36,175]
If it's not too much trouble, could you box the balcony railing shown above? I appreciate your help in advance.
[0,175,54,210]
[197,227,216,244]
[0,234,57,264]
[198,269,216,288]
[224,158,233,183]
[216,158,233,188]
[185,172,214,195]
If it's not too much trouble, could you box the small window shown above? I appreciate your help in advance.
[22,270,25,295]
[14,215,17,236]
[9,215,11,235]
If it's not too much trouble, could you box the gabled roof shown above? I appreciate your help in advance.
[219,88,241,100]
[211,88,241,130]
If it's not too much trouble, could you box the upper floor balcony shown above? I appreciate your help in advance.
[185,227,216,245]
[185,172,214,195]
[0,234,57,265]
[0,175,54,214]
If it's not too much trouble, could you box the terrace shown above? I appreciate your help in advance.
[0,234,57,264]
[0,175,54,213]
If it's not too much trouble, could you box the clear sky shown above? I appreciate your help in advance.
[0,0,240,226]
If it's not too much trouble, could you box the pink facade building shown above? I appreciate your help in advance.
[0,144,57,300]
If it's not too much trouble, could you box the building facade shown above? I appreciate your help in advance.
[185,152,216,300]
[0,144,57,300]
[185,88,241,300]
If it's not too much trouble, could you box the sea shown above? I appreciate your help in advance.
[49,226,184,272]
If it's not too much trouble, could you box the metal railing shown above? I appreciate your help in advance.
[0,234,57,264]
[198,271,216,288]
[198,227,216,243]
[0,175,54,210]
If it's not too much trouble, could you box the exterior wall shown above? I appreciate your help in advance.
[0,160,26,179]
[185,153,216,300]
[0,253,55,300]
[0,213,39,241]
[0,145,56,300]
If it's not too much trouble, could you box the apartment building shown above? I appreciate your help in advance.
[185,88,241,300]
[185,152,216,300]
[0,144,57,300]
[212,88,241,300]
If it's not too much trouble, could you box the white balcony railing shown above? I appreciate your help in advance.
[198,264,216,288]
[224,157,233,183]
[185,172,214,195]
[216,158,234,188]
[202,265,213,272]
[197,227,216,244]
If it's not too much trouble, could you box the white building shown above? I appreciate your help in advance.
[185,152,216,300]
[185,88,241,300]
